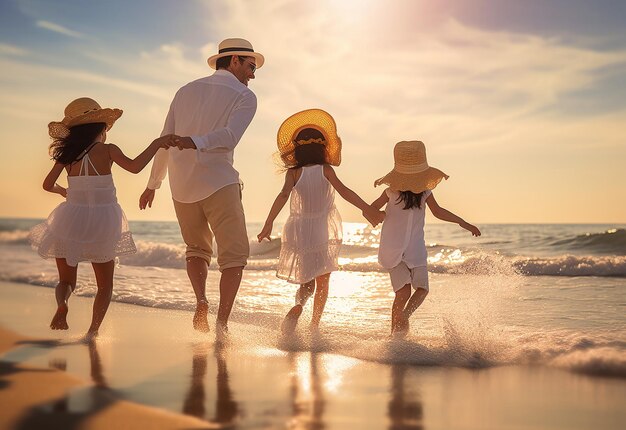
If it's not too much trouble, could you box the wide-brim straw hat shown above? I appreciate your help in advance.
[375,140,449,193]
[48,97,122,139]
[207,38,265,69]
[277,109,342,167]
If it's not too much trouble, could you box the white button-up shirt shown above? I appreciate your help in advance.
[147,70,257,203]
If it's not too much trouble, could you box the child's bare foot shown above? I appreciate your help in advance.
[391,317,409,339]
[193,300,210,333]
[50,304,69,330]
[216,322,229,346]
[83,330,98,343]
[281,304,303,335]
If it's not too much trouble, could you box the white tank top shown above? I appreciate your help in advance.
[378,188,431,269]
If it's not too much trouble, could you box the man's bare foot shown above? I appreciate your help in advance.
[50,304,69,330]
[281,304,303,335]
[193,300,210,333]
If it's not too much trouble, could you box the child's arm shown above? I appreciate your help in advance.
[371,189,389,210]
[257,170,297,242]
[109,135,174,174]
[426,193,481,236]
[323,165,385,227]
[42,162,67,198]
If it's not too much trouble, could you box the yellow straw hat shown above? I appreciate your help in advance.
[207,38,265,69]
[277,109,342,167]
[48,97,122,139]
[374,141,449,193]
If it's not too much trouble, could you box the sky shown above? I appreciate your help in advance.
[1,0,625,224]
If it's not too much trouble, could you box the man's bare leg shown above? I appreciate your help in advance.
[86,260,115,338]
[310,273,330,329]
[216,266,243,336]
[187,257,210,332]
[50,258,77,330]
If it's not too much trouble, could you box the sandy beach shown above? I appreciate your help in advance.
[1,280,624,430]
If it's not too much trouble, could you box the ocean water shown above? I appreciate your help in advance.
[1,218,625,378]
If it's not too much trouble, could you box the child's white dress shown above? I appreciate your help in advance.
[378,189,432,269]
[277,165,342,284]
[29,151,136,267]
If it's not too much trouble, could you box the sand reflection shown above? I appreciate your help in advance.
[182,342,239,426]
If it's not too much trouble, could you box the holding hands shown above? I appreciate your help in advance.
[151,134,197,151]
[362,205,385,227]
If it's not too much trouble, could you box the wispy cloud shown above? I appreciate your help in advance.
[0,43,29,57]
[36,20,86,39]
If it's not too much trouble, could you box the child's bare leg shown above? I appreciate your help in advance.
[402,288,428,320]
[281,280,314,334]
[391,284,411,335]
[86,260,115,337]
[310,273,330,329]
[50,258,77,330]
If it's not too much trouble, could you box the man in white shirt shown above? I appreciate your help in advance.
[139,38,264,338]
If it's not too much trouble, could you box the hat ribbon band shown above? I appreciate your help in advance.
[394,162,429,174]
[219,47,254,54]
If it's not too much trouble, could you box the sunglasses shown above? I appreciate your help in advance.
[239,56,256,73]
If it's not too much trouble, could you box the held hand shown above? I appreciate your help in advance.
[362,206,385,227]
[169,136,196,151]
[139,188,156,210]
[153,134,176,149]
[257,224,273,242]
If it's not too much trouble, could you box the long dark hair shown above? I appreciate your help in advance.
[293,128,328,167]
[49,122,106,165]
[396,190,425,210]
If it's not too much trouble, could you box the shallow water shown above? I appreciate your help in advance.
[1,218,625,377]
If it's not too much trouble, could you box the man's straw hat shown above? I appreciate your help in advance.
[207,38,265,69]
[277,109,342,167]
[375,141,448,193]
[48,97,122,139]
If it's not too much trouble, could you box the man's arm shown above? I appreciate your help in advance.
[140,98,175,209]
[171,92,257,156]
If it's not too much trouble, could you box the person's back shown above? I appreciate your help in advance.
[29,96,169,339]
[151,70,257,204]
[258,109,384,334]
[139,38,265,337]
[379,189,431,270]
[371,140,481,337]
[280,164,342,284]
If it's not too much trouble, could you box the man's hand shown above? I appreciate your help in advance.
[139,188,156,210]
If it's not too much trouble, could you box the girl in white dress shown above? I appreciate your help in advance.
[29,97,172,339]
[258,109,384,334]
[371,140,481,337]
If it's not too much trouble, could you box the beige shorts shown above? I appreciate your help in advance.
[388,262,429,293]
[173,184,249,272]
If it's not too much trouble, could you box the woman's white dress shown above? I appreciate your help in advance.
[277,165,342,284]
[29,152,136,267]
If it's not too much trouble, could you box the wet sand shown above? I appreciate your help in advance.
[1,281,624,429]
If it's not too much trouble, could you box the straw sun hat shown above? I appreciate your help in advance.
[277,109,342,167]
[207,38,265,69]
[48,97,122,139]
[374,140,449,193]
